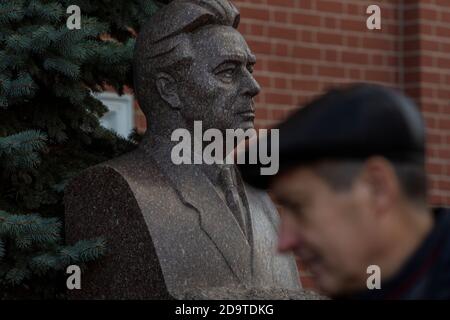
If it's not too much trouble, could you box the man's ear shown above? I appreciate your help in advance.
[155,72,181,110]
[361,157,400,213]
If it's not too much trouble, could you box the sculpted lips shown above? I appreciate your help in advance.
[238,111,255,121]
[237,100,255,121]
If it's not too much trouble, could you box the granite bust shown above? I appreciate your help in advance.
[65,0,303,299]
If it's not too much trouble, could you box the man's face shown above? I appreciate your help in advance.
[272,165,381,296]
[176,25,260,133]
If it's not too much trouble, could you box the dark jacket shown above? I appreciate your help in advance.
[349,208,450,300]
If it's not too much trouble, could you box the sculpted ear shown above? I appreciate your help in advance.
[155,72,181,110]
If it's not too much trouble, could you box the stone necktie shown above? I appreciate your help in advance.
[220,165,248,238]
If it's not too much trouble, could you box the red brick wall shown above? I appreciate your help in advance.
[402,1,450,206]
[234,0,401,127]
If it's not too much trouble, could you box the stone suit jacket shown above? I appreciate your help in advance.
[65,139,301,299]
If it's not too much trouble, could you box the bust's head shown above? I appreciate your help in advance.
[134,0,260,135]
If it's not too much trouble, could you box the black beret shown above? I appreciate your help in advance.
[238,83,426,190]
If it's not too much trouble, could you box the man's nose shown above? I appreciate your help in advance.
[278,218,303,253]
[242,72,261,98]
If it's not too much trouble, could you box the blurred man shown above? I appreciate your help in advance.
[239,84,450,299]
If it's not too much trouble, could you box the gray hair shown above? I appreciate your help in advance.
[313,160,427,206]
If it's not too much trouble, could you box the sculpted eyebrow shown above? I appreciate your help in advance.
[212,54,256,71]
[212,59,241,72]
[213,52,247,64]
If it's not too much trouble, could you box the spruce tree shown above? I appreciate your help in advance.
[0,0,166,298]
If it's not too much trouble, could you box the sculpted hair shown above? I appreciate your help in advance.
[133,0,240,120]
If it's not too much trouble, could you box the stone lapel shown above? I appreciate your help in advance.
[142,138,252,285]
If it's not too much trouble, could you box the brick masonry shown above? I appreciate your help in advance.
[131,0,450,291]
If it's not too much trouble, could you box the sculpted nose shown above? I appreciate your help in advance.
[243,73,261,98]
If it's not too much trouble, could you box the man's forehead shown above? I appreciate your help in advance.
[271,169,314,207]
[192,25,255,62]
